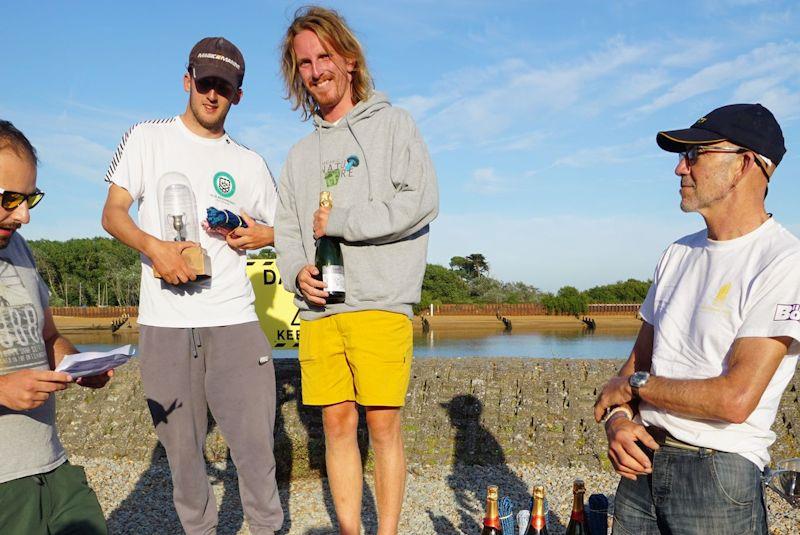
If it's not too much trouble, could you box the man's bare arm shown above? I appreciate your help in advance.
[595,335,791,424]
[601,322,654,417]
[595,322,660,480]
[101,183,197,285]
[619,321,654,376]
[638,336,790,423]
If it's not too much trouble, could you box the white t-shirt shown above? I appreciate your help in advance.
[105,116,277,328]
[640,218,800,469]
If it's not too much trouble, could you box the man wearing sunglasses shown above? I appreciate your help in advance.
[0,121,111,533]
[593,103,799,534]
[101,37,283,534]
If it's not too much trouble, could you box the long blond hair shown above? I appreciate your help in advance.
[281,6,373,120]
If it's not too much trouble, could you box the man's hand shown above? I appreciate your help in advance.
[145,238,198,285]
[76,369,114,389]
[297,264,327,306]
[604,415,660,480]
[226,211,274,250]
[313,206,330,239]
[0,369,72,411]
[594,376,633,422]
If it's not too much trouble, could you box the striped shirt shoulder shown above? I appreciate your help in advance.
[104,117,175,183]
[226,135,276,187]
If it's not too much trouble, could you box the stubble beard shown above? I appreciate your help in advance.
[0,226,19,249]
[680,174,733,213]
[190,99,229,132]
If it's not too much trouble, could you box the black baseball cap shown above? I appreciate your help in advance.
[656,103,786,166]
[188,37,245,89]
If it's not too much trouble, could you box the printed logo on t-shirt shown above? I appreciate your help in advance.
[774,304,800,322]
[699,282,734,317]
[0,260,45,373]
[213,172,236,198]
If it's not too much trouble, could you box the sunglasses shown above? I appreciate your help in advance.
[0,187,45,210]
[188,68,236,99]
[679,145,770,180]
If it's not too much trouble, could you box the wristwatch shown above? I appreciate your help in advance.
[629,371,650,400]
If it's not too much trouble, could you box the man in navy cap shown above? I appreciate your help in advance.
[594,103,799,533]
[101,37,282,534]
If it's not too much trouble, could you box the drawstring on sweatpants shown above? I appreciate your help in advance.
[190,328,203,359]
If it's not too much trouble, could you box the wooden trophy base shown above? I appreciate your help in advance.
[153,246,211,281]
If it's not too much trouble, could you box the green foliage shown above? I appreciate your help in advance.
[247,248,277,259]
[416,261,541,313]
[416,264,472,313]
[584,278,651,303]
[29,237,140,306]
[540,286,589,315]
[449,253,489,279]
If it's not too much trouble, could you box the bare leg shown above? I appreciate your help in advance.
[323,401,362,535]
[366,407,406,535]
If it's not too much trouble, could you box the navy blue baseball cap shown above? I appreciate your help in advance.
[657,103,786,166]
[189,37,245,89]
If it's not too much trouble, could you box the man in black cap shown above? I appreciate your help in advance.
[593,103,799,533]
[101,37,283,534]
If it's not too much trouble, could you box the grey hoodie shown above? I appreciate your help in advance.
[275,92,439,320]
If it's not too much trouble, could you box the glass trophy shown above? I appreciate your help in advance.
[764,458,800,508]
[154,172,211,280]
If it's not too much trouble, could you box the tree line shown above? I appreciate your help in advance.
[29,238,140,307]
[25,239,649,314]
[418,253,650,315]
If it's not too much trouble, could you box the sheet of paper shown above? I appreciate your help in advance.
[55,344,136,379]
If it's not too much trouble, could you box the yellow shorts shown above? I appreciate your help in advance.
[299,310,413,407]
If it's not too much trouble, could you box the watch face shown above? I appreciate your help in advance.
[630,371,649,388]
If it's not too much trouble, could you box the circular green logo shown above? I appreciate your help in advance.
[213,172,236,198]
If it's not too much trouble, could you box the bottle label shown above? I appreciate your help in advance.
[483,517,502,529]
[322,265,345,293]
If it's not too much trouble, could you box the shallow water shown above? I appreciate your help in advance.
[73,325,636,360]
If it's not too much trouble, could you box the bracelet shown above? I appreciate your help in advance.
[603,405,633,424]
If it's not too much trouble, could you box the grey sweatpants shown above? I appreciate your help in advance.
[139,322,283,535]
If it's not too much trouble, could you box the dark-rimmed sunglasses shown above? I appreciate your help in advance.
[0,187,45,210]
[679,145,770,180]
[188,68,236,99]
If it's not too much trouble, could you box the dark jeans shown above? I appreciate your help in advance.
[613,445,767,535]
[0,461,107,535]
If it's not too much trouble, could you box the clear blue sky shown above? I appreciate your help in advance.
[2,0,798,291]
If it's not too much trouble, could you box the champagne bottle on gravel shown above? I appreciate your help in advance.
[565,479,588,535]
[481,485,503,534]
[523,485,548,535]
[315,191,345,304]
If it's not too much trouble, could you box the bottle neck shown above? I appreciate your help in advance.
[483,498,501,529]
[570,491,585,521]
[531,497,546,529]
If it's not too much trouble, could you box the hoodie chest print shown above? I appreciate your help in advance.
[322,155,360,187]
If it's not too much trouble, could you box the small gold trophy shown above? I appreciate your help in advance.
[154,172,211,280]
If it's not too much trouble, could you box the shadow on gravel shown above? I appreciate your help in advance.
[106,413,245,535]
[438,394,533,534]
[274,366,377,535]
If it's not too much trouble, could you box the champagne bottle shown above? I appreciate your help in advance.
[523,485,548,535]
[565,479,588,535]
[315,191,345,304]
[481,485,503,535]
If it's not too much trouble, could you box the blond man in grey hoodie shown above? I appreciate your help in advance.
[276,7,439,535]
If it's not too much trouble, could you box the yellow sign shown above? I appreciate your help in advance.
[246,259,300,349]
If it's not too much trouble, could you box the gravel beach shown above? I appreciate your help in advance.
[77,456,798,534]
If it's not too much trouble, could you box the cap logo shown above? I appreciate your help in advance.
[196,52,241,71]
[694,117,707,125]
